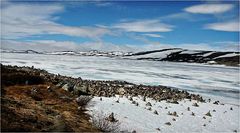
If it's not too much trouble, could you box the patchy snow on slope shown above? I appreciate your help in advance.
[87,95,239,133]
[214,53,240,59]
[180,50,202,54]
[202,52,215,57]
[46,51,77,55]
[207,61,216,64]
[126,49,182,59]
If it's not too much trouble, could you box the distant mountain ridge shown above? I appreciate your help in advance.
[1,48,239,66]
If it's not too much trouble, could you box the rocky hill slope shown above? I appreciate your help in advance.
[1,48,239,66]
[125,48,240,66]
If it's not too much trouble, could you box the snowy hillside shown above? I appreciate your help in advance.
[1,48,239,66]
[125,49,240,66]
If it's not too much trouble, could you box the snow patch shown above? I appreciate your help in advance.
[87,95,240,132]
[214,53,240,59]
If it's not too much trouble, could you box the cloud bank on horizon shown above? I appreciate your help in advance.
[1,1,239,52]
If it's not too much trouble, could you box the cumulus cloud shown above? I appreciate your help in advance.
[1,39,137,52]
[112,19,173,32]
[205,21,239,32]
[1,40,81,51]
[184,4,234,14]
[1,2,111,40]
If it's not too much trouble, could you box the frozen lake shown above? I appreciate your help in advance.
[1,53,239,102]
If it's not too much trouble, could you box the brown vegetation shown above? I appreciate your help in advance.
[1,65,99,132]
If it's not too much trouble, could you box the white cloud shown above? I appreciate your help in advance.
[2,39,239,52]
[143,33,163,38]
[1,39,137,52]
[113,19,173,32]
[94,2,113,7]
[184,4,234,14]
[1,2,111,40]
[205,21,239,32]
[1,40,81,51]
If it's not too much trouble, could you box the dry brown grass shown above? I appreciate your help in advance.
[1,78,99,132]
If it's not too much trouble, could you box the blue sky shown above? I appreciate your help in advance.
[1,1,239,52]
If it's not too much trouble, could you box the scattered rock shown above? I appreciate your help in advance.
[230,107,233,110]
[208,99,211,103]
[172,111,178,117]
[191,112,195,116]
[129,97,133,101]
[172,118,176,121]
[192,102,199,107]
[132,130,136,133]
[143,96,146,102]
[203,116,206,119]
[187,107,190,111]
[213,110,216,112]
[156,128,160,131]
[213,101,219,105]
[135,103,139,106]
[62,83,73,92]
[118,87,126,95]
[205,111,212,117]
[146,102,152,106]
[165,122,171,126]
[153,110,158,115]
[100,97,102,101]
[203,124,206,126]
[167,111,178,117]
[167,111,171,115]
[132,100,136,104]
[167,99,179,104]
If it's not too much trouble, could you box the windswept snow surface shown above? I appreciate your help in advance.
[202,52,216,57]
[1,53,239,104]
[214,53,240,59]
[87,95,240,132]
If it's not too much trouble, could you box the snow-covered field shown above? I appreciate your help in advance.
[87,95,239,132]
[1,53,239,102]
[1,53,239,132]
